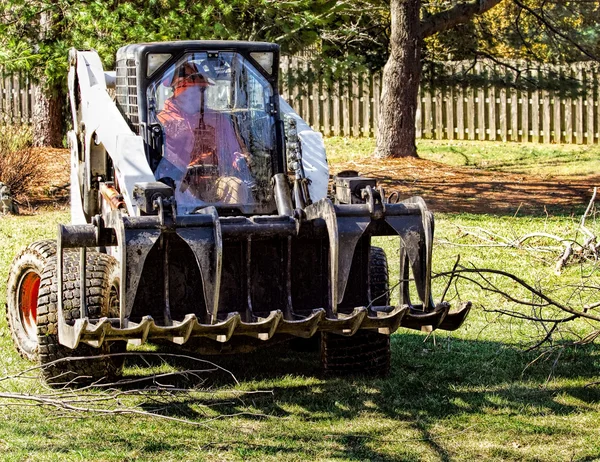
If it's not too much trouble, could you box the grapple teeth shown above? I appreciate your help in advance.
[320,307,367,336]
[172,314,197,344]
[236,310,282,340]
[67,305,415,348]
[437,302,472,331]
[278,309,325,338]
[400,303,451,332]
[361,305,407,334]
[124,316,152,346]
[205,312,240,343]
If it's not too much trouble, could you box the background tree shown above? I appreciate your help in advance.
[0,0,333,147]
[376,0,600,158]
[267,0,600,158]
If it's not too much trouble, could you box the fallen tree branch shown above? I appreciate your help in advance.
[441,189,598,274]
[0,352,277,426]
[0,391,274,427]
[440,254,460,303]
[435,267,600,323]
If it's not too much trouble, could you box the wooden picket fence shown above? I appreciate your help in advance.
[280,57,600,144]
[3,61,600,144]
[0,72,36,125]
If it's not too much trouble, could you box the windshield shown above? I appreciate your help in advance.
[147,52,276,214]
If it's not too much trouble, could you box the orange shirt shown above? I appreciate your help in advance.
[157,98,216,169]
[157,98,244,172]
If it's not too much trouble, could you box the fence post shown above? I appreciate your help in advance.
[499,69,507,143]
[585,63,594,145]
[446,65,455,141]
[342,72,350,137]
[541,64,551,144]
[332,79,341,137]
[521,66,529,142]
[592,63,600,143]
[456,62,465,140]
[488,61,497,141]
[552,64,563,144]
[362,74,371,137]
[564,65,573,144]
[373,71,381,139]
[575,63,584,144]
[423,81,432,139]
[475,62,485,141]
[531,65,540,143]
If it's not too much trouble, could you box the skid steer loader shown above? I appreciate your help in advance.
[6,41,470,384]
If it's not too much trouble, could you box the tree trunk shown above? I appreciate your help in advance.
[32,10,64,148]
[32,80,64,148]
[375,0,422,159]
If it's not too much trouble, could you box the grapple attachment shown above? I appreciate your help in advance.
[55,182,469,351]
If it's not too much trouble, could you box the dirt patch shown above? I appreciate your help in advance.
[26,148,598,216]
[332,156,598,216]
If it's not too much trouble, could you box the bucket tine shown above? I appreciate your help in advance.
[305,199,339,315]
[122,228,161,321]
[421,208,435,309]
[245,237,253,322]
[284,237,293,319]
[385,199,435,310]
[177,206,223,324]
[398,248,411,307]
[305,199,370,314]
[336,214,371,302]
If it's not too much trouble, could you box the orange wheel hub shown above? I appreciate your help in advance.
[19,271,40,340]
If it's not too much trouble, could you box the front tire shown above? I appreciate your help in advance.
[320,246,391,376]
[5,240,56,361]
[37,252,126,386]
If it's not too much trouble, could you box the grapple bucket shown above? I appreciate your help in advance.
[55,187,468,350]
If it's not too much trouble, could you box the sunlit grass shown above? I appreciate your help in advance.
[325,137,600,178]
[0,142,599,460]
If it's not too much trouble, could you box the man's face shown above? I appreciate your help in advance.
[175,85,202,114]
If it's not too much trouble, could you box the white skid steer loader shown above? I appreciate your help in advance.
[6,41,470,384]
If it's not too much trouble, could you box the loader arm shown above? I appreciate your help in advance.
[67,49,155,220]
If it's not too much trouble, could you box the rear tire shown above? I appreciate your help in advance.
[37,252,126,386]
[321,331,390,376]
[320,246,391,376]
[369,246,390,306]
[5,240,56,361]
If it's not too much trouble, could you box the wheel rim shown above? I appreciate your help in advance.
[109,282,119,317]
[18,270,40,341]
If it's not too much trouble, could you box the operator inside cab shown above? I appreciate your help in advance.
[152,58,256,209]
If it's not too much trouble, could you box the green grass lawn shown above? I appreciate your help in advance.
[326,138,600,179]
[0,141,599,461]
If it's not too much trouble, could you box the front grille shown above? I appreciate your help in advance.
[116,58,140,133]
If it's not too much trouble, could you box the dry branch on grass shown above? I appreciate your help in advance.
[434,262,599,381]
[439,188,598,275]
[0,353,275,426]
[434,189,599,354]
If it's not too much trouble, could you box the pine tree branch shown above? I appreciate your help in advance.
[420,0,504,38]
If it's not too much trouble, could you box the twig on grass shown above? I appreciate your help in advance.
[0,390,274,427]
[440,190,599,274]
[435,268,600,323]
[0,352,277,427]
[440,255,460,303]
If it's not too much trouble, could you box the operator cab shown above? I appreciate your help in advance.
[115,41,283,215]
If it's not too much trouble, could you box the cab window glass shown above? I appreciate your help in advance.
[147,52,275,214]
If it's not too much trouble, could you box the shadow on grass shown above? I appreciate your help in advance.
[120,333,600,461]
